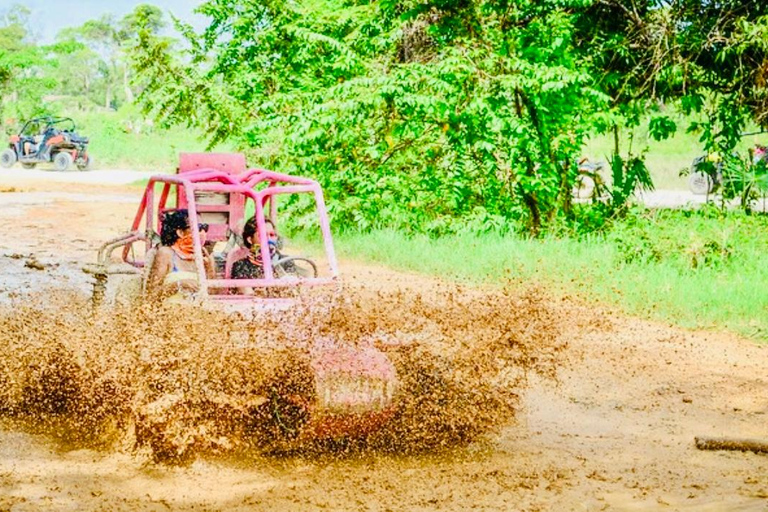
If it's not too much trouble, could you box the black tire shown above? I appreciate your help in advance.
[76,155,91,171]
[21,162,36,169]
[273,256,318,278]
[689,171,714,195]
[0,149,16,168]
[53,152,73,171]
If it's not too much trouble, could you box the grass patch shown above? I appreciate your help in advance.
[332,209,768,341]
[69,111,233,171]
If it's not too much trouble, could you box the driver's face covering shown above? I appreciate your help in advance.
[250,224,278,255]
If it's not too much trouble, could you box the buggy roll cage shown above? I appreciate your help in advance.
[98,164,339,301]
[19,116,76,136]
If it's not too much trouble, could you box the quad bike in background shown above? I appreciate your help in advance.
[687,152,724,195]
[83,153,399,445]
[688,143,768,195]
[0,116,91,171]
[573,157,608,200]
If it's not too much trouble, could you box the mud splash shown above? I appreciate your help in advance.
[0,284,564,464]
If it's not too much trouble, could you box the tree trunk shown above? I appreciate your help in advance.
[105,83,112,110]
[559,160,573,216]
[522,155,542,235]
[123,65,134,104]
[523,191,541,235]
[513,89,545,233]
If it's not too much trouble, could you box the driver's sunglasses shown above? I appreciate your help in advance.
[186,223,209,231]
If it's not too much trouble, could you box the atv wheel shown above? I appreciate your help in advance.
[53,152,73,171]
[76,155,91,171]
[0,149,16,168]
[86,268,142,308]
[21,162,36,169]
[689,171,714,195]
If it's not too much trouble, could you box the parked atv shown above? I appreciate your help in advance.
[0,116,90,171]
[573,157,608,200]
[688,153,723,195]
[688,143,767,195]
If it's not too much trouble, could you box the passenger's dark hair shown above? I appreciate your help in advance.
[242,216,275,248]
[160,209,190,246]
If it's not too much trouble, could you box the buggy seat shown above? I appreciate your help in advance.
[175,152,247,243]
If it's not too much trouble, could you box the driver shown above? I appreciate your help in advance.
[23,133,43,156]
[146,209,215,302]
[232,216,294,294]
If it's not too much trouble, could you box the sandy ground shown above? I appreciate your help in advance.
[0,168,155,186]
[0,171,765,511]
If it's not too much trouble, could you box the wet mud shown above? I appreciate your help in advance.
[0,183,766,511]
[0,281,563,464]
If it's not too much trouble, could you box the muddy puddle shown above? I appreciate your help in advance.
[0,253,92,302]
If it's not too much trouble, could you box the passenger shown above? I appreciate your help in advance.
[146,209,214,302]
[232,217,293,295]
[23,134,42,156]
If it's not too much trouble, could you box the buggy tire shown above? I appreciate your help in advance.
[689,171,714,195]
[92,272,142,308]
[273,256,319,278]
[76,155,91,171]
[53,152,73,171]
[0,149,16,168]
[21,162,36,169]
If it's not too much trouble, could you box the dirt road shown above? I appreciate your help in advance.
[0,172,765,511]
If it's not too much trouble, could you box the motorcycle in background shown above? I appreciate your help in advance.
[687,144,767,195]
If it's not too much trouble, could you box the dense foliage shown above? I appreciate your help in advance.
[130,0,768,234]
[133,0,595,233]
[2,1,768,234]
[0,3,164,121]
[579,0,768,212]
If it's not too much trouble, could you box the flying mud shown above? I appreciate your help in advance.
[0,279,564,465]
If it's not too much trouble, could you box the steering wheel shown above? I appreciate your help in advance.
[272,256,318,278]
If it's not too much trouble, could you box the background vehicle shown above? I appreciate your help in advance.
[573,157,608,200]
[688,143,767,195]
[0,116,91,171]
[688,153,723,195]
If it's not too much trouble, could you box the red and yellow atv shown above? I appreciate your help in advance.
[0,116,90,171]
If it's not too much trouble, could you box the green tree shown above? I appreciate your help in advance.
[47,38,102,106]
[61,5,165,110]
[132,0,768,233]
[118,4,166,103]
[64,15,122,108]
[0,4,53,121]
[134,0,611,234]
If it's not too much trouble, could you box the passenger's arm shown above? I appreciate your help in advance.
[202,248,215,279]
[146,247,172,299]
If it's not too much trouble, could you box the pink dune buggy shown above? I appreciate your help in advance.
[85,153,398,442]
